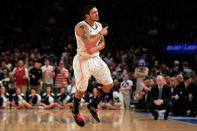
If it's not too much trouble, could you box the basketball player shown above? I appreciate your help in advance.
[72,5,113,127]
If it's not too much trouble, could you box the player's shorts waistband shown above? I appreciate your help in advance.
[76,53,99,59]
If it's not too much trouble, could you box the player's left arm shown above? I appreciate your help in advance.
[87,35,105,54]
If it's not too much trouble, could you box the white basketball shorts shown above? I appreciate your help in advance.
[73,54,113,92]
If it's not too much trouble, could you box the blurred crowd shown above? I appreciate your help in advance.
[0,43,196,118]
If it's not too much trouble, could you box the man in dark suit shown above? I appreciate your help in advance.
[147,75,171,120]
[184,75,197,117]
[172,75,191,116]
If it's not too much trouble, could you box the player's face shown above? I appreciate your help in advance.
[88,7,99,21]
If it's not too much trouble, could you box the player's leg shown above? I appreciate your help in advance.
[88,56,113,122]
[72,55,90,127]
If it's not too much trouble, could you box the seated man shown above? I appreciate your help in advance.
[147,75,171,120]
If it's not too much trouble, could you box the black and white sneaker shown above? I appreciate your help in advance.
[87,104,100,123]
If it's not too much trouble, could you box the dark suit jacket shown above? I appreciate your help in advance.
[174,82,187,100]
[150,84,171,105]
[188,80,197,100]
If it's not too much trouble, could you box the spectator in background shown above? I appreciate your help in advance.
[175,74,184,85]
[182,61,192,76]
[147,75,171,120]
[12,88,34,109]
[40,86,60,109]
[60,46,70,69]
[100,90,121,110]
[184,75,197,116]
[189,75,197,116]
[67,77,77,97]
[138,76,154,111]
[29,62,42,94]
[11,60,28,96]
[134,58,149,99]
[0,86,11,109]
[115,68,124,82]
[56,87,73,109]
[41,59,55,93]
[54,61,69,96]
[120,74,133,109]
[104,52,113,66]
[0,68,12,90]
[27,88,42,108]
[172,60,180,76]
[172,75,191,116]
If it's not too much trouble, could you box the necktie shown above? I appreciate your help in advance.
[158,87,162,99]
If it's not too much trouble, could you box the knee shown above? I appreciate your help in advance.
[75,90,85,98]
[102,83,113,93]
[105,83,114,89]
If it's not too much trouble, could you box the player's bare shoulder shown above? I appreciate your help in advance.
[75,22,90,40]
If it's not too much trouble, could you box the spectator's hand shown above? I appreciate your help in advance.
[139,91,145,96]
[9,72,12,77]
[154,100,162,106]
[158,99,163,105]
[189,94,193,101]
[175,94,179,100]
[32,75,36,79]
[144,86,150,92]
[23,76,27,79]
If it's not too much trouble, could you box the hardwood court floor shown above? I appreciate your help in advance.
[0,109,196,131]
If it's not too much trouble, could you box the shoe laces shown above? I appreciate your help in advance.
[76,114,83,122]
[95,109,99,113]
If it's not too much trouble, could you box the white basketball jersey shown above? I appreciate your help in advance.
[75,20,102,57]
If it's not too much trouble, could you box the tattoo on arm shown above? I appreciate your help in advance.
[79,25,89,40]
[80,25,86,29]
[82,32,89,40]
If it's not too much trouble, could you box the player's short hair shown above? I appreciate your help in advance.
[83,5,96,16]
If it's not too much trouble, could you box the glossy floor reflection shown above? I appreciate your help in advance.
[0,109,196,131]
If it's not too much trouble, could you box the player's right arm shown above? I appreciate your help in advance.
[75,23,107,49]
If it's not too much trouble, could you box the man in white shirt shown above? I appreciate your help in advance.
[41,59,55,93]
[120,74,133,109]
